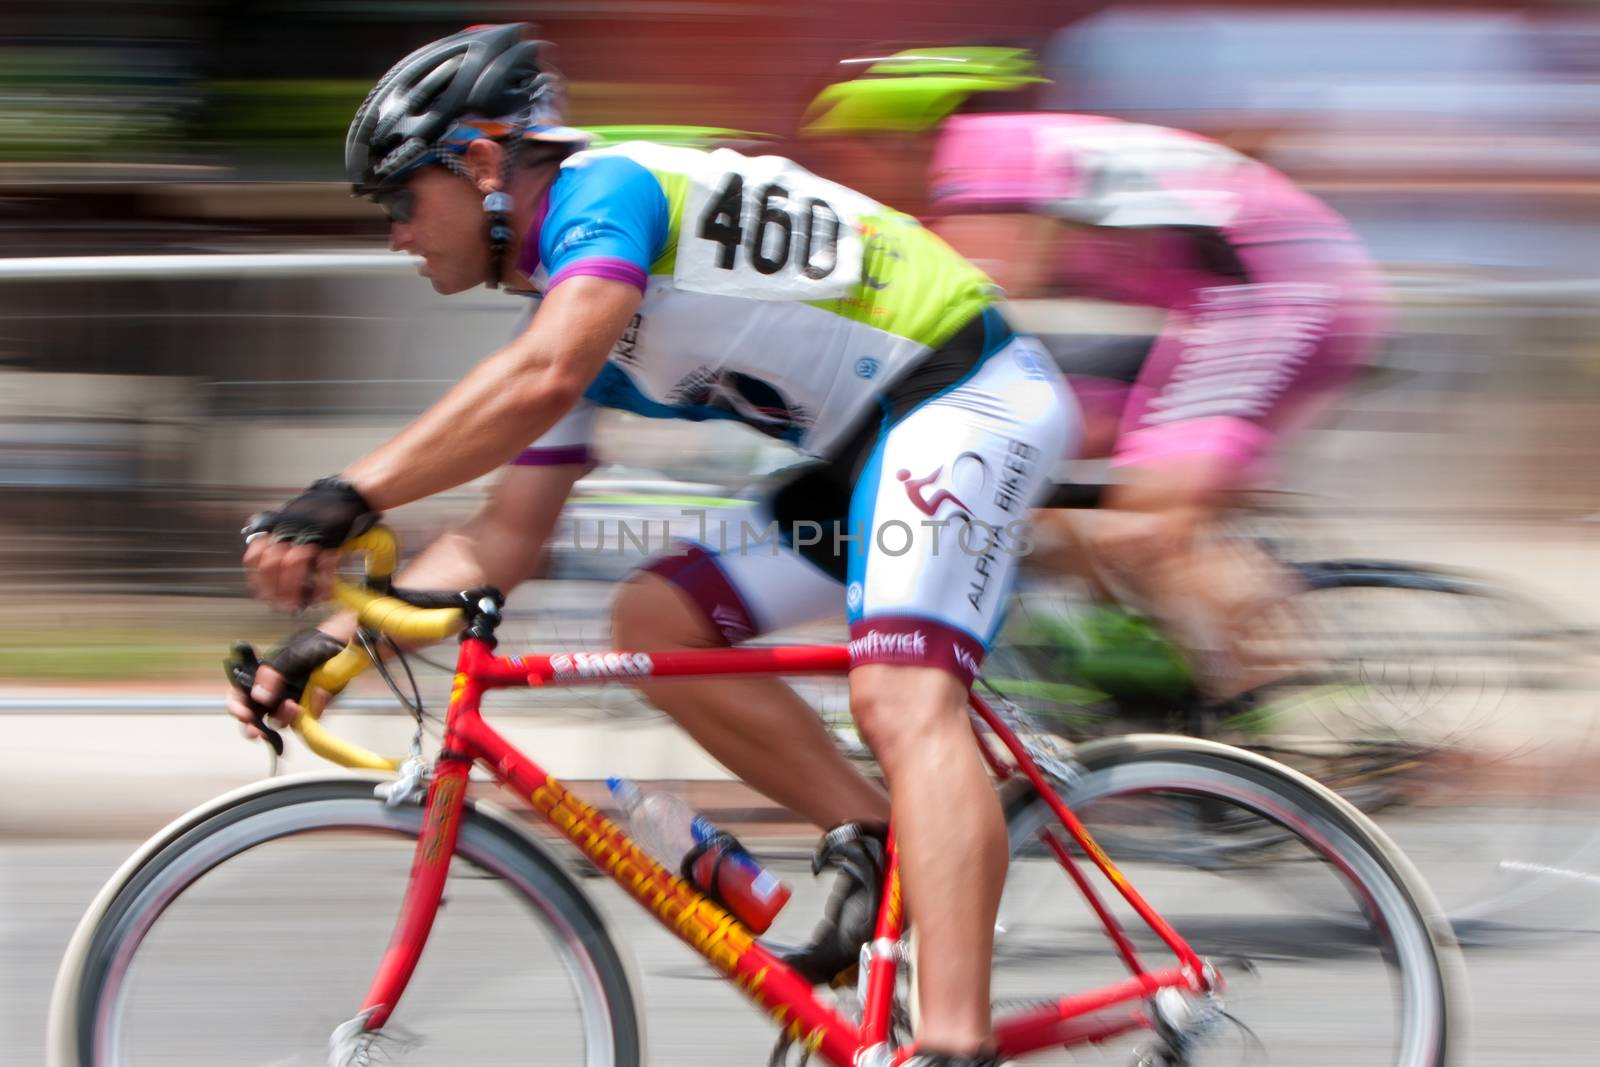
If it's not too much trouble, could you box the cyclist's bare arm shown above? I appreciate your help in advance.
[246,275,640,608]
[228,461,586,738]
[343,276,641,510]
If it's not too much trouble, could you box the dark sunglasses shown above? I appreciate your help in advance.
[373,187,416,224]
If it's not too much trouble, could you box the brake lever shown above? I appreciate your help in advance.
[224,642,285,756]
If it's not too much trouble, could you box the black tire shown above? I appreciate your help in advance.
[49,773,644,1067]
[996,735,1466,1066]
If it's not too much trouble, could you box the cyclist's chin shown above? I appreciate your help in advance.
[422,267,477,296]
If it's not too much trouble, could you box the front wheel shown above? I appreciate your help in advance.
[995,736,1466,1066]
[49,773,644,1067]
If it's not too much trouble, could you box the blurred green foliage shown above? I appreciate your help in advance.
[203,79,370,173]
[0,46,193,162]
[0,629,223,682]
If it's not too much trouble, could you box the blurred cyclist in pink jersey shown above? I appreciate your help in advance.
[803,47,1390,698]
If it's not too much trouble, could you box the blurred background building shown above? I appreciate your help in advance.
[4,0,1600,611]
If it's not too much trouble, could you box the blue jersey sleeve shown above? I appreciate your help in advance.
[539,154,669,293]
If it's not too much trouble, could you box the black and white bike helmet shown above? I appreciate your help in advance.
[345,22,588,195]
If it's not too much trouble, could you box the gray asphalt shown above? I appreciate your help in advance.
[6,813,1600,1066]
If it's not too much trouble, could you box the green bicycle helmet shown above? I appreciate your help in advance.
[799,46,1047,136]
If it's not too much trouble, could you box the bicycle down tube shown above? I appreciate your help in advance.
[353,634,1211,1066]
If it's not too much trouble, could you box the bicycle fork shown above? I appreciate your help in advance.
[329,754,471,1063]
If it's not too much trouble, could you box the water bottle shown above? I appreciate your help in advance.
[607,777,792,933]
[607,776,696,863]
[685,814,793,933]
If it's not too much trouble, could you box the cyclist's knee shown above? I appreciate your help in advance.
[612,572,719,650]
[850,665,970,775]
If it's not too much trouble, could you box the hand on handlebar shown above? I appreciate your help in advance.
[224,628,348,752]
[222,526,472,769]
[243,478,379,610]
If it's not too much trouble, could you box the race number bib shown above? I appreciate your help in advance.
[677,151,870,300]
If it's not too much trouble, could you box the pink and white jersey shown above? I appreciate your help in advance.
[929,113,1358,308]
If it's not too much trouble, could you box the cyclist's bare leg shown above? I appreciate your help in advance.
[1083,459,1302,697]
[851,663,1004,1054]
[612,572,889,829]
[1024,508,1113,596]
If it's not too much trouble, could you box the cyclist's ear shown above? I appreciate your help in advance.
[465,139,506,194]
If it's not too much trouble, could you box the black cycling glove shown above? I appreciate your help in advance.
[243,477,378,548]
[225,627,348,754]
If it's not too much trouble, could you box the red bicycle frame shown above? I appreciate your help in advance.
[354,636,1214,1065]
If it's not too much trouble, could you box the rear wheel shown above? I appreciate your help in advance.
[994,736,1464,1066]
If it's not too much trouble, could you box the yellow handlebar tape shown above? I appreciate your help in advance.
[343,526,400,582]
[303,643,372,712]
[281,526,468,772]
[294,715,397,771]
[331,580,467,643]
[296,644,395,770]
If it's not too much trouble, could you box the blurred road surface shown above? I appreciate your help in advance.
[4,818,1598,1066]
